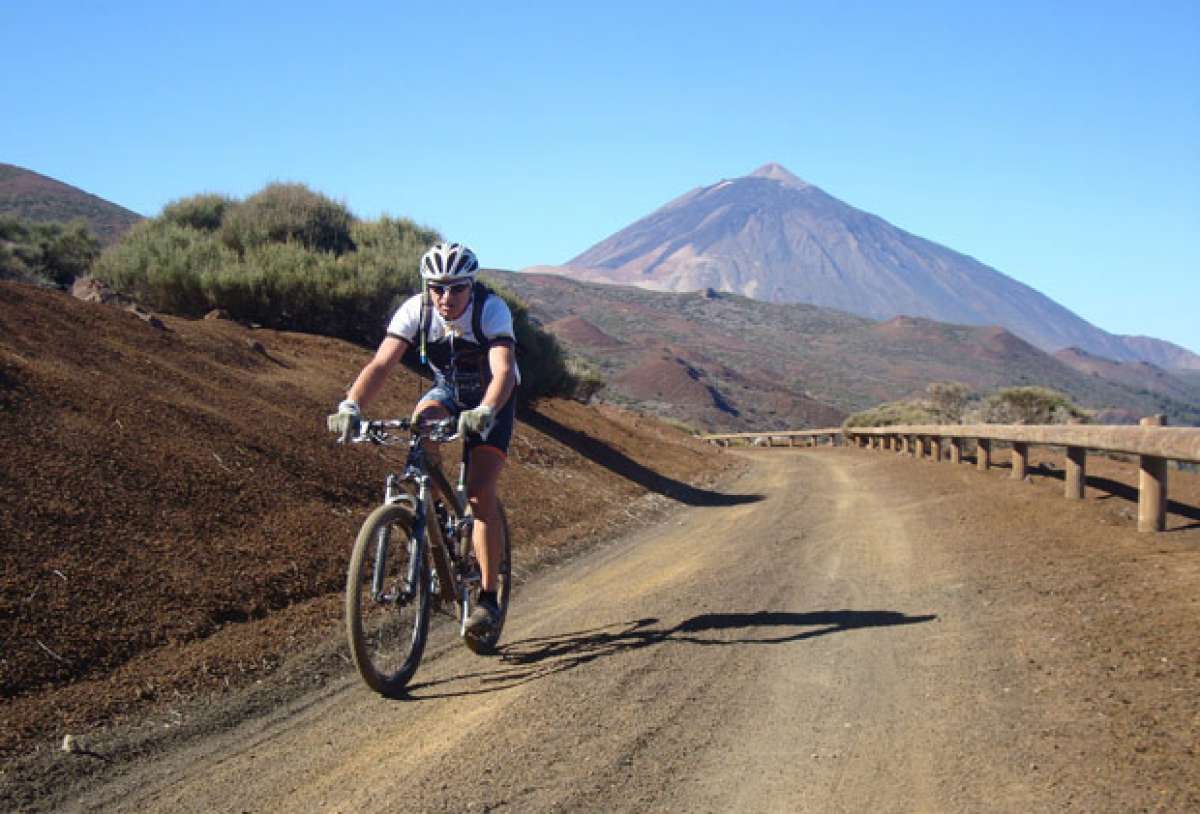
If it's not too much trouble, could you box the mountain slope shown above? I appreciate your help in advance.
[494,270,1200,430]
[1117,335,1200,371]
[0,163,143,244]
[559,163,1175,364]
[1054,347,1200,404]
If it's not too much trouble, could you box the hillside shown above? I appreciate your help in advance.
[491,270,1200,429]
[1117,334,1200,371]
[0,163,142,245]
[1054,347,1200,404]
[553,163,1195,367]
[0,281,737,758]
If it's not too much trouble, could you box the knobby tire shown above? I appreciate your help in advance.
[345,500,431,696]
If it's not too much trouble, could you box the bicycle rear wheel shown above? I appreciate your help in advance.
[463,499,512,655]
[345,501,431,695]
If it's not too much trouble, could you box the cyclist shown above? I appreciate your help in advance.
[328,242,518,638]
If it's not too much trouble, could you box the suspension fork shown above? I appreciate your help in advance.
[371,475,423,601]
[371,474,406,600]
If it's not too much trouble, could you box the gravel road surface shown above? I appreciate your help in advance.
[54,448,1200,812]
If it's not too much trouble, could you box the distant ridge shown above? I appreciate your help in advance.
[0,163,143,245]
[491,270,1200,430]
[557,163,1195,367]
[1116,335,1200,372]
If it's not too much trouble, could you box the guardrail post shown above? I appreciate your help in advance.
[1065,446,1086,500]
[949,438,961,464]
[1138,415,1167,532]
[1011,442,1028,480]
[977,439,991,470]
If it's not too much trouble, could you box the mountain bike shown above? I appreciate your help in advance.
[342,417,511,696]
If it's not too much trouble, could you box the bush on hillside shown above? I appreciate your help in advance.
[979,386,1089,425]
[0,216,101,286]
[565,357,606,403]
[160,193,235,232]
[925,381,970,421]
[94,221,234,314]
[92,185,583,401]
[221,183,355,257]
[845,383,1089,428]
[843,400,940,428]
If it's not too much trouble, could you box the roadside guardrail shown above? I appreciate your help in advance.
[700,416,1200,533]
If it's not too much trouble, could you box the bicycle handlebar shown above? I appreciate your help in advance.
[351,416,460,445]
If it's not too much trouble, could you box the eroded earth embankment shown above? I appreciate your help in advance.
[0,281,737,764]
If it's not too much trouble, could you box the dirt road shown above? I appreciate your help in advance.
[48,449,1200,811]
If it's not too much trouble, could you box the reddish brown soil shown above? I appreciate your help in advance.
[545,315,624,348]
[0,282,737,759]
[3,281,1198,810]
[615,347,715,405]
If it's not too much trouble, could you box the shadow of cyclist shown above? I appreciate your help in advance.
[519,407,762,507]
[404,609,936,699]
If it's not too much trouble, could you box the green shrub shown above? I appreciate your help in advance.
[846,383,1090,428]
[95,221,233,314]
[161,193,235,232]
[925,381,970,421]
[91,184,581,400]
[202,241,340,329]
[984,386,1088,425]
[565,356,607,403]
[844,400,939,428]
[221,183,355,257]
[0,216,101,286]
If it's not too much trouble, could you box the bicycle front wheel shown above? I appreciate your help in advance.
[345,501,431,696]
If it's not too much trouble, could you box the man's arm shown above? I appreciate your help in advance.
[481,341,517,411]
[346,336,409,410]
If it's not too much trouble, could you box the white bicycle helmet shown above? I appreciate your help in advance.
[420,242,479,282]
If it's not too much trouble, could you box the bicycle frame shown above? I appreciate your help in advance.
[344,415,511,685]
[370,420,473,610]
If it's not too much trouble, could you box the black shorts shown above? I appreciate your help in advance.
[419,384,516,457]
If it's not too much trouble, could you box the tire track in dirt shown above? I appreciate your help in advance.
[46,448,1200,812]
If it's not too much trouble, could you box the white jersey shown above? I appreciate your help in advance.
[386,289,521,389]
[386,290,515,347]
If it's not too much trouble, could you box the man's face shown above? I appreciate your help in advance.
[429,279,472,320]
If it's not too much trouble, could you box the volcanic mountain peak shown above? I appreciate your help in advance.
[748,162,810,189]
[558,164,1184,367]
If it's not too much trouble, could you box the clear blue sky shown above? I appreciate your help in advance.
[4,1,1197,352]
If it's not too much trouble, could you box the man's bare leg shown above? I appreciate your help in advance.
[466,446,505,593]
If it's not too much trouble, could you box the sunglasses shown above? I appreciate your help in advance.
[428,281,471,296]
